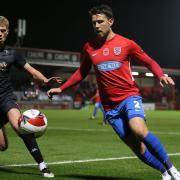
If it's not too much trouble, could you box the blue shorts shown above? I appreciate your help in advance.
[105,96,145,139]
[95,102,101,108]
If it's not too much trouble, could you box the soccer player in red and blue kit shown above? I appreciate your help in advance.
[47,5,180,180]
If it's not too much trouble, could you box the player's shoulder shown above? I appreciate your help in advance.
[83,35,103,49]
[84,37,95,47]
[83,41,90,49]
[82,39,95,53]
[1,46,16,56]
[3,46,16,56]
[115,34,134,44]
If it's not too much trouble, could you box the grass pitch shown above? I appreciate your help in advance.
[0,107,180,180]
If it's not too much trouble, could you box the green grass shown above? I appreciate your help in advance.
[0,107,180,180]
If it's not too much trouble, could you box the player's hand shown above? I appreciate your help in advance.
[159,75,175,87]
[44,77,62,85]
[47,88,62,100]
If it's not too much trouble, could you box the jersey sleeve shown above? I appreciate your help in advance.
[14,51,26,69]
[60,44,92,91]
[129,40,164,79]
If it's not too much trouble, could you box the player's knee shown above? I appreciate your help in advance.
[0,143,8,151]
[11,116,23,135]
[129,118,149,139]
[135,129,149,140]
[130,124,149,139]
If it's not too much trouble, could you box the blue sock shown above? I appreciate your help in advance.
[143,132,172,169]
[138,148,166,173]
[93,108,98,117]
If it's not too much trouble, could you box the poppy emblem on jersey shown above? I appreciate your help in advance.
[114,47,121,55]
[103,48,109,56]
[96,61,122,71]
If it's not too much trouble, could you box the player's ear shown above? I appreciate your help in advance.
[108,18,114,27]
[6,29,9,35]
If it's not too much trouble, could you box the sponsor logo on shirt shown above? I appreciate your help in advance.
[96,61,122,71]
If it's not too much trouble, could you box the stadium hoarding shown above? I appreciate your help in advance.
[10,46,180,76]
[11,46,81,67]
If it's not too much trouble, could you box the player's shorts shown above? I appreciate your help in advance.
[95,102,101,108]
[105,96,145,139]
[0,94,19,129]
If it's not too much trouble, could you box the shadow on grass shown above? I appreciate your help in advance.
[61,174,142,180]
[0,168,143,179]
[0,167,39,176]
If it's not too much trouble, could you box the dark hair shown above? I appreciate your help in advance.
[89,4,114,19]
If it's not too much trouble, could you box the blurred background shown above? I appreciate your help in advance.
[2,0,180,110]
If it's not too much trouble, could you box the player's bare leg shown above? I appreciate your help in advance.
[0,127,8,151]
[7,108,54,178]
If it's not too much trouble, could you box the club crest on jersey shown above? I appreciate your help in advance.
[114,47,121,55]
[96,61,122,71]
[103,48,109,56]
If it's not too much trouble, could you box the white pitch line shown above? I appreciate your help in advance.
[6,126,180,135]
[1,153,180,168]
[48,127,108,132]
[153,131,180,135]
[48,127,180,135]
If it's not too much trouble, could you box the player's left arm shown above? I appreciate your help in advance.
[24,63,62,85]
[14,51,62,85]
[129,40,175,87]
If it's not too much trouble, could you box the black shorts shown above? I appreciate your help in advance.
[0,94,19,128]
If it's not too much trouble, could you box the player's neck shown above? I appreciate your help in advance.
[106,30,116,41]
[96,31,115,45]
[0,42,5,50]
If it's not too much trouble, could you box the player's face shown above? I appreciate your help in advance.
[0,25,8,45]
[91,13,113,39]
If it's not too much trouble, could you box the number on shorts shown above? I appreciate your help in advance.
[133,100,141,109]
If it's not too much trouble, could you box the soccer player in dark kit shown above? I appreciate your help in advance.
[0,16,61,178]
[47,5,180,180]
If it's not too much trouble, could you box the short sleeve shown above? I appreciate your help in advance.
[14,51,26,69]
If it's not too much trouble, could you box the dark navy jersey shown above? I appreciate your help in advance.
[0,47,26,97]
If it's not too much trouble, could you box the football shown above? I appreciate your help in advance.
[19,109,48,138]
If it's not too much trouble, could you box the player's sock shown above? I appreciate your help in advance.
[161,171,172,180]
[143,132,172,169]
[164,159,173,170]
[93,108,98,117]
[138,148,166,173]
[168,166,180,179]
[20,134,43,164]
[39,161,55,178]
[39,161,47,170]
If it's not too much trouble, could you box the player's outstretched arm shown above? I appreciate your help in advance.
[159,75,175,87]
[24,63,62,85]
[44,77,62,85]
[47,88,62,100]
